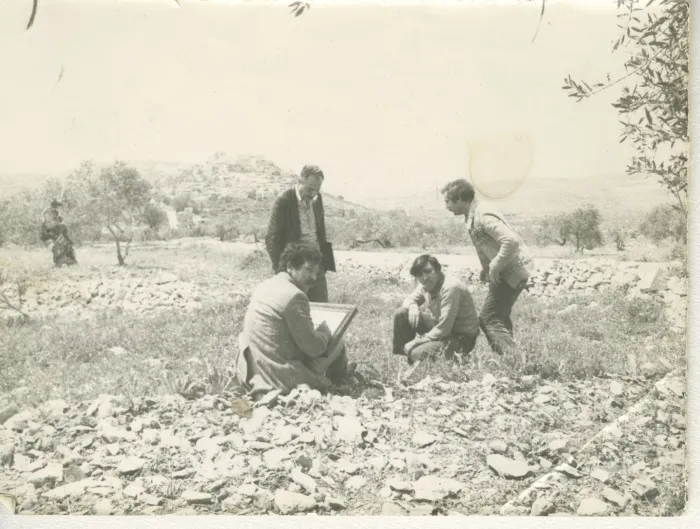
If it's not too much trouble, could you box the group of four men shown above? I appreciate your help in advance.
[235,165,532,397]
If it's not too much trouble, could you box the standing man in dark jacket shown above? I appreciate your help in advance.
[265,165,334,302]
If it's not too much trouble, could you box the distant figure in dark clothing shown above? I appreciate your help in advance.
[40,200,77,267]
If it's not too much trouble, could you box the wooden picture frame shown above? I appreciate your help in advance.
[309,302,358,353]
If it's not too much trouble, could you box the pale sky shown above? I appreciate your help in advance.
[0,0,641,201]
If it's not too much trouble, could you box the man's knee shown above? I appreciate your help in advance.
[394,306,410,322]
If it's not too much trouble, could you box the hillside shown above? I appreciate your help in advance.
[353,172,671,229]
[0,155,678,257]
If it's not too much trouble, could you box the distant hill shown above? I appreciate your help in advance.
[352,172,671,228]
[0,156,674,251]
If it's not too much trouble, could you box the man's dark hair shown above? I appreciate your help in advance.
[409,254,442,277]
[279,243,323,272]
[300,165,325,180]
[441,179,475,203]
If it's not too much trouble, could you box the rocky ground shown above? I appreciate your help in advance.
[0,362,685,516]
[0,244,688,516]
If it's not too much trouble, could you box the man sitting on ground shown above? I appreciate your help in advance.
[234,243,351,396]
[393,254,480,368]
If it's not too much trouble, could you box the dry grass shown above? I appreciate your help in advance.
[0,242,686,409]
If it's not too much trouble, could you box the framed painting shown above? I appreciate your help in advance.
[309,302,358,353]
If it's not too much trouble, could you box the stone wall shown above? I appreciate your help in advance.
[0,269,206,324]
[345,257,688,334]
[1,257,688,334]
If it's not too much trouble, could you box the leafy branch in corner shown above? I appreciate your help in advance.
[562,0,689,216]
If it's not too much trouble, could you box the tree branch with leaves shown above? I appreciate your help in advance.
[563,0,689,216]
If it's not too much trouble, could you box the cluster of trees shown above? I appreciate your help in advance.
[0,161,167,265]
[563,0,688,249]
[536,201,686,254]
[537,205,605,253]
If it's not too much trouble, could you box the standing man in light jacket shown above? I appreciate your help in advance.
[235,243,350,397]
[265,165,335,303]
[441,179,533,356]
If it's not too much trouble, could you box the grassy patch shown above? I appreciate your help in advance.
[1,254,685,408]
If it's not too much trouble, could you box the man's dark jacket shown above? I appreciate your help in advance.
[265,187,333,273]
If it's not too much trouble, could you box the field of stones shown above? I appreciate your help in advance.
[0,240,688,517]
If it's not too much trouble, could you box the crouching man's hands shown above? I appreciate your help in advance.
[407,303,421,329]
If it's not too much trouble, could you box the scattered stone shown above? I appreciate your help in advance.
[630,461,646,474]
[602,487,628,508]
[530,496,555,516]
[387,478,413,493]
[124,482,146,498]
[487,455,533,480]
[327,495,348,510]
[291,468,317,494]
[412,431,438,448]
[28,462,63,487]
[556,464,581,478]
[42,479,101,500]
[549,439,568,453]
[413,475,465,501]
[0,443,14,467]
[345,476,367,491]
[577,497,608,516]
[610,381,624,396]
[336,458,360,475]
[333,416,365,444]
[640,362,659,377]
[368,456,388,471]
[93,498,113,515]
[489,440,508,454]
[182,491,213,505]
[0,402,19,425]
[539,457,552,470]
[274,489,317,514]
[263,448,291,469]
[590,468,610,483]
[607,425,623,439]
[330,396,357,417]
[118,457,146,475]
[482,374,496,387]
[631,478,660,502]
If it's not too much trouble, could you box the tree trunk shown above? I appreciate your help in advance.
[116,238,125,266]
[107,225,126,266]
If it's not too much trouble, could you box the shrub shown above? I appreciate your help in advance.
[610,227,628,251]
[537,205,604,252]
[639,204,687,244]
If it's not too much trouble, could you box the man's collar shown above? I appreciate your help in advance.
[427,272,446,296]
[465,200,478,228]
[295,184,318,205]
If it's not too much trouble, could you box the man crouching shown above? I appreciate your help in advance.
[235,243,350,397]
[393,255,480,367]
